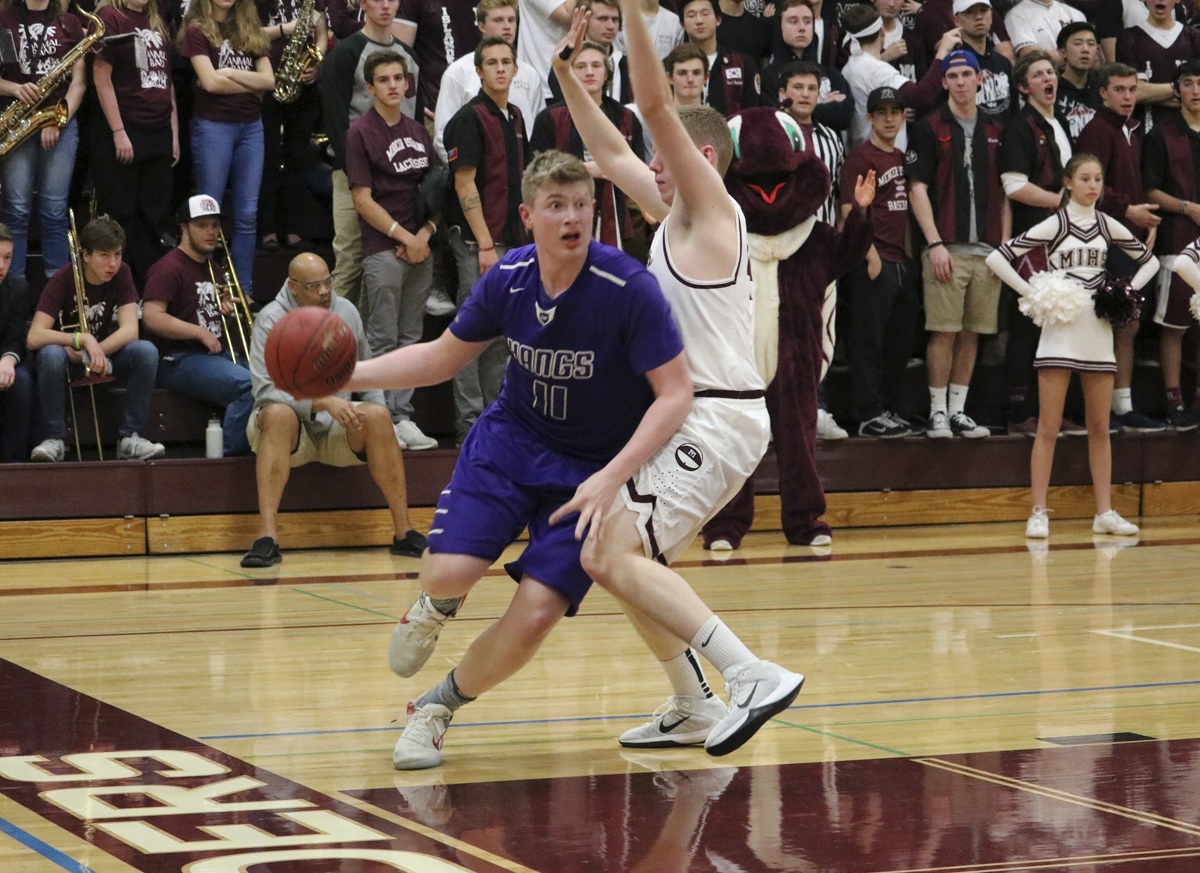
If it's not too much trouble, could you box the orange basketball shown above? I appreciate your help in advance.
[264,307,358,399]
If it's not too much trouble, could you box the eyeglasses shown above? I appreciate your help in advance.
[291,276,334,291]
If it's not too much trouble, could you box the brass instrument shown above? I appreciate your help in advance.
[208,228,254,362]
[272,0,323,105]
[64,210,113,461]
[0,8,105,157]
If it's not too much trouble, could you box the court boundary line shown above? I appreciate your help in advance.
[0,814,99,873]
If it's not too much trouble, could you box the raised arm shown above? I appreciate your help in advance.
[550,9,666,220]
[616,0,734,231]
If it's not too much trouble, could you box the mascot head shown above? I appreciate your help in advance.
[725,107,830,236]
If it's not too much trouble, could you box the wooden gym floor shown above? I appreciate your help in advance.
[2,516,1200,872]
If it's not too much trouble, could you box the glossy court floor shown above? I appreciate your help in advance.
[2,517,1199,872]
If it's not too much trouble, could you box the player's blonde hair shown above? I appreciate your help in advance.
[678,105,734,175]
[521,151,595,205]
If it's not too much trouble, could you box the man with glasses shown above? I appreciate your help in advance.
[240,252,428,568]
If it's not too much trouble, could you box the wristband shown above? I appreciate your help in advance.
[72,331,82,351]
[112,127,124,133]
[424,220,437,233]
[279,23,285,37]
[387,220,398,239]
[1181,201,1190,215]
[927,240,946,250]
[479,245,495,252]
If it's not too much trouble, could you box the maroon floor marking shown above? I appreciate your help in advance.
[348,743,1200,873]
[5,655,1200,873]
[0,658,508,873]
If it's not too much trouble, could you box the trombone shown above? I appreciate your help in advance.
[208,228,254,362]
[64,210,114,461]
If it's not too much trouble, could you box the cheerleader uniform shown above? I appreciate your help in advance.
[986,201,1159,373]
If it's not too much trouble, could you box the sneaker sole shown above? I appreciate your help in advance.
[392,746,444,770]
[618,730,710,749]
[925,431,952,439]
[240,555,281,568]
[705,673,805,758]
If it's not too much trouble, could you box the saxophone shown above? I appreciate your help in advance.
[0,8,104,157]
[272,0,322,105]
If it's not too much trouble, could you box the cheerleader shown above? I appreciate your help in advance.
[986,153,1159,540]
[1173,237,1200,317]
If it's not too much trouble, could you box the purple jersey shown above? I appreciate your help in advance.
[450,240,684,462]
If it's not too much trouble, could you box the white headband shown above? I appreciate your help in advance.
[843,17,882,47]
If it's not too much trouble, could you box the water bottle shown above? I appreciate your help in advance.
[205,416,223,458]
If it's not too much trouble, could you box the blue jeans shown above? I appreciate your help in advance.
[0,363,33,461]
[190,117,264,295]
[34,340,159,441]
[0,118,80,280]
[157,350,253,456]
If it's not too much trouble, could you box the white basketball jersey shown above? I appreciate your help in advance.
[646,199,765,393]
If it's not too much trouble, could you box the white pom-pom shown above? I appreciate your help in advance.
[1019,270,1090,327]
[1190,290,1200,324]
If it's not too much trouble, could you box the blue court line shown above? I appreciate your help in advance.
[200,677,1200,740]
[0,816,98,873]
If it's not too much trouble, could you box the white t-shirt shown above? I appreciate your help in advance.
[518,0,569,100]
[843,51,911,150]
[615,7,683,59]
[434,54,546,161]
[1004,0,1085,54]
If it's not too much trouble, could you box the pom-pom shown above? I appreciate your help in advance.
[1093,275,1143,329]
[1190,290,1200,324]
[1019,271,1090,327]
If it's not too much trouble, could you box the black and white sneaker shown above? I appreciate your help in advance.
[704,661,805,757]
[949,412,989,438]
[618,695,728,748]
[858,413,911,438]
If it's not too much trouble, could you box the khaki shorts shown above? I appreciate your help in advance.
[923,247,1001,334]
[246,402,369,468]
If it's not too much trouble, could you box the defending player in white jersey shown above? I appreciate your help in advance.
[543,3,874,753]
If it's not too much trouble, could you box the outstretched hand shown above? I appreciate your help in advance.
[551,7,591,75]
[548,468,624,543]
[854,170,876,209]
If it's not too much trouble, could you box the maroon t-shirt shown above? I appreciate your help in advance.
[345,106,434,257]
[96,8,173,128]
[143,247,228,356]
[37,262,138,343]
[180,23,266,122]
[0,7,85,108]
[841,140,908,263]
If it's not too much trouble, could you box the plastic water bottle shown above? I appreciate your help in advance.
[205,416,223,458]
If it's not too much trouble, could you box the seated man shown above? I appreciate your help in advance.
[142,195,255,457]
[26,218,163,462]
[242,253,427,567]
[0,223,33,462]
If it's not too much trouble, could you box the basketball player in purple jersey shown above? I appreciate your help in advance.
[345,149,694,769]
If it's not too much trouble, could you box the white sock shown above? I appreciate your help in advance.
[929,386,947,415]
[1113,388,1133,416]
[948,383,969,416]
[661,649,713,699]
[691,616,756,677]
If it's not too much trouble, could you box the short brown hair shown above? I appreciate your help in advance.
[678,105,734,176]
[79,217,125,254]
[364,50,408,85]
[521,150,595,204]
[1012,50,1054,89]
[664,42,709,77]
[475,0,517,25]
[474,34,515,69]
[1097,62,1137,90]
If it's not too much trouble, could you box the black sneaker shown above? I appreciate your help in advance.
[1168,407,1200,432]
[241,536,281,568]
[391,529,429,558]
[858,413,910,438]
[1112,410,1167,433]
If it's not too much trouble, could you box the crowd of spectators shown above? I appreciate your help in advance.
[2,0,1200,467]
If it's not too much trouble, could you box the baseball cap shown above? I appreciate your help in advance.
[177,194,221,224]
[943,49,981,74]
[952,0,990,14]
[867,86,906,112]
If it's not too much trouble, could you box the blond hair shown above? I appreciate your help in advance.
[521,150,595,205]
[181,0,269,56]
[95,0,169,39]
[678,105,734,175]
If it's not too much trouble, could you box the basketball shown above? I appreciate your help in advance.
[264,307,358,399]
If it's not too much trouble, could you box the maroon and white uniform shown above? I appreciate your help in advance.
[1115,21,1200,133]
[0,6,83,109]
